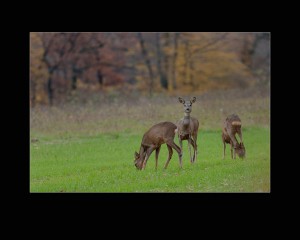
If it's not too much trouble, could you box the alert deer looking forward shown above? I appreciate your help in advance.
[177,97,199,163]
[222,114,245,159]
[134,122,183,170]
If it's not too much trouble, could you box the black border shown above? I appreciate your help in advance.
[23,32,273,212]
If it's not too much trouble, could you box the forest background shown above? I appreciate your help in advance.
[30,32,270,105]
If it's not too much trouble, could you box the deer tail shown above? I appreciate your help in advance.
[231,121,242,126]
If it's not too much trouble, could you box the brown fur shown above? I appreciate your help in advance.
[177,97,199,163]
[134,122,182,170]
[222,114,245,159]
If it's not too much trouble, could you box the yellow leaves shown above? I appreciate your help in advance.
[173,33,254,92]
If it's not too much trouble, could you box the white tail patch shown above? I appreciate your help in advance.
[175,128,178,134]
[232,121,242,126]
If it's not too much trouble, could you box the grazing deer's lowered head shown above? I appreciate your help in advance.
[235,142,245,159]
[222,114,246,159]
[134,151,145,170]
[177,97,199,163]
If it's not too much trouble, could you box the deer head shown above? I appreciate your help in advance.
[134,151,144,170]
[235,142,246,159]
[134,151,141,169]
[178,97,196,113]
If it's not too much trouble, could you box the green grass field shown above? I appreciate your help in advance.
[30,88,270,192]
[30,127,270,192]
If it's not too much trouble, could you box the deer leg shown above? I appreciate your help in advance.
[166,140,183,169]
[189,138,196,164]
[187,135,193,163]
[142,146,155,170]
[191,137,196,163]
[238,129,243,144]
[192,133,198,163]
[230,142,233,159]
[228,132,238,147]
[178,134,183,156]
[231,142,237,159]
[223,141,226,160]
[155,146,161,170]
[164,145,173,169]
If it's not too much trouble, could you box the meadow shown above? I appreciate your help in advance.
[30,87,270,192]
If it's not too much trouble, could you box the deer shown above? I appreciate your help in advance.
[134,122,183,170]
[222,114,246,159]
[177,97,199,164]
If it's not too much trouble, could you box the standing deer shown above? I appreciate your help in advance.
[177,97,199,163]
[222,114,245,159]
[134,122,183,170]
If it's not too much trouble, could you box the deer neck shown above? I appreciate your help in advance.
[182,113,191,129]
[184,112,190,119]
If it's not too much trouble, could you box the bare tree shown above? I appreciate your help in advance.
[136,32,155,96]
[40,32,80,105]
[162,32,171,89]
[181,32,228,86]
[240,32,270,85]
[155,33,168,90]
[67,33,105,90]
[171,32,180,89]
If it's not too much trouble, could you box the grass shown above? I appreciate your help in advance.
[30,87,270,192]
[30,127,270,192]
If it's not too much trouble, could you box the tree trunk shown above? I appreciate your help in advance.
[71,75,77,90]
[162,32,170,90]
[189,59,195,86]
[183,41,190,84]
[47,75,54,106]
[155,33,168,90]
[30,77,36,107]
[171,32,179,90]
[97,69,103,86]
[137,32,154,96]
[240,34,253,68]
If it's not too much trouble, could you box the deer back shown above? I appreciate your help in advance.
[142,121,177,146]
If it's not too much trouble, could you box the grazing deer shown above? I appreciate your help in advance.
[134,122,183,170]
[177,97,199,163]
[222,114,245,159]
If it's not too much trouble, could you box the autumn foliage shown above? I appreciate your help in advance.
[30,32,270,106]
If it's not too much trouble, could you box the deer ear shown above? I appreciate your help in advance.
[178,97,185,104]
[134,151,139,158]
[190,97,196,103]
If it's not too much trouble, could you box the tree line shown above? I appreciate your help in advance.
[30,32,270,106]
